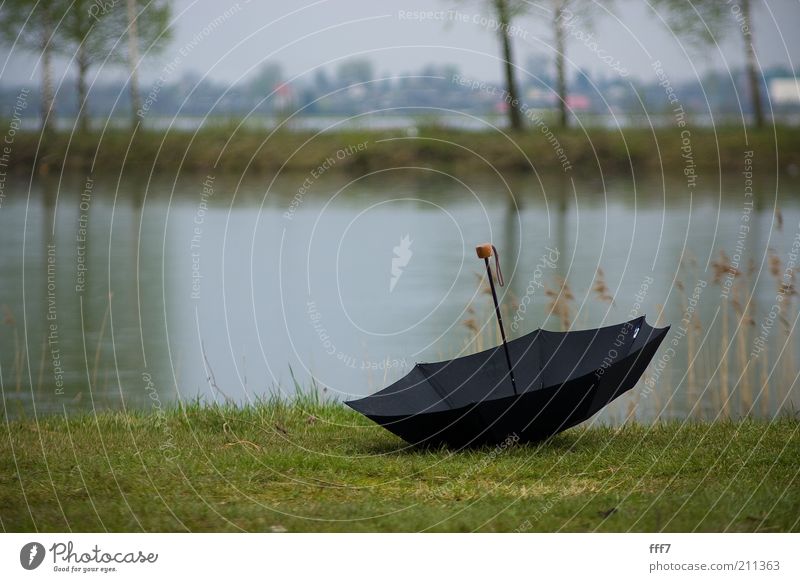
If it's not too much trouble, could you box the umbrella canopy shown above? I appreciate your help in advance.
[347,316,669,448]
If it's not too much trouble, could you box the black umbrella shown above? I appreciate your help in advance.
[347,244,669,448]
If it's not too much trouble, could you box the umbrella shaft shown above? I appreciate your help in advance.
[485,258,518,394]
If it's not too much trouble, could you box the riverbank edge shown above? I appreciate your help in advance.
[5,125,799,176]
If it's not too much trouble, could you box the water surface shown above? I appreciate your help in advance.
[1,170,798,423]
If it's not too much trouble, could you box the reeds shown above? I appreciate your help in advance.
[545,276,575,331]
[2,305,23,394]
[459,245,798,425]
[592,268,615,306]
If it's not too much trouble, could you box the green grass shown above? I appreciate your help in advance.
[10,124,800,176]
[2,401,798,532]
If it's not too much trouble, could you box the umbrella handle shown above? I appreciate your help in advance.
[476,243,517,394]
[475,243,504,286]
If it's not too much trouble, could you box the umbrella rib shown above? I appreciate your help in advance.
[417,364,458,410]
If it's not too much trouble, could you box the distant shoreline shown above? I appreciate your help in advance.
[5,125,800,177]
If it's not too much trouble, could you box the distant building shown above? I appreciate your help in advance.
[274,82,294,111]
[769,78,800,105]
[566,94,591,111]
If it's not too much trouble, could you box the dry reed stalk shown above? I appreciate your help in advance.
[650,303,667,423]
[759,344,770,417]
[592,268,615,306]
[769,249,797,411]
[712,251,738,418]
[731,284,755,413]
[686,252,712,414]
[626,391,639,424]
[675,279,697,415]
[3,306,24,394]
[376,356,388,388]
[781,301,797,405]
[545,275,575,331]
[720,303,730,417]
[689,307,703,419]
[91,292,113,391]
[36,336,47,393]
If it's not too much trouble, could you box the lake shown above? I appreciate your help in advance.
[1,169,798,424]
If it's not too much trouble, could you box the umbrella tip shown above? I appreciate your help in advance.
[476,243,493,259]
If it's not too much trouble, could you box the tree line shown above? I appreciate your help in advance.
[483,0,766,130]
[0,0,770,133]
[0,0,171,133]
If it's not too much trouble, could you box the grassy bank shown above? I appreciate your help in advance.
[10,124,800,176]
[1,402,798,532]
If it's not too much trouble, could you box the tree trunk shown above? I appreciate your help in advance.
[495,0,523,131]
[554,6,568,128]
[742,0,764,128]
[126,0,142,127]
[40,32,55,133]
[77,45,89,133]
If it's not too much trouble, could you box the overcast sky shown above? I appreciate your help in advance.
[1,0,799,89]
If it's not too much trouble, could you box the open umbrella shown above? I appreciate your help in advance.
[346,244,669,448]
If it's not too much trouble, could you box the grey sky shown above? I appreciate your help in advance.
[1,0,799,89]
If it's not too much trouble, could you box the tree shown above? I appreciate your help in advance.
[120,0,172,126]
[0,0,67,132]
[739,0,764,127]
[335,59,374,88]
[459,1,600,131]
[651,0,765,127]
[61,0,120,132]
[552,1,569,128]
[546,0,605,128]
[492,0,525,131]
[457,1,528,130]
[450,1,528,130]
[249,62,285,96]
[313,68,332,94]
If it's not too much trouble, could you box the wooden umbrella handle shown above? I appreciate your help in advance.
[475,243,504,286]
[475,243,493,259]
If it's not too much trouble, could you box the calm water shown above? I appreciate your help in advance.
[1,171,798,423]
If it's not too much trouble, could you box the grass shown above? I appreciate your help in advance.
[1,401,798,532]
[9,124,800,176]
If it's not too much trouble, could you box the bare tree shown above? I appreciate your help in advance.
[126,0,142,125]
[61,0,119,132]
[740,0,764,127]
[456,1,529,131]
[651,0,765,127]
[546,0,605,128]
[0,0,66,132]
[553,1,568,128]
[493,0,525,131]
[459,1,606,130]
[120,0,172,126]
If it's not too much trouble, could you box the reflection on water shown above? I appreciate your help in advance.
[1,170,798,424]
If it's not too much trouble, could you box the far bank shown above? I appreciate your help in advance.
[4,125,799,179]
